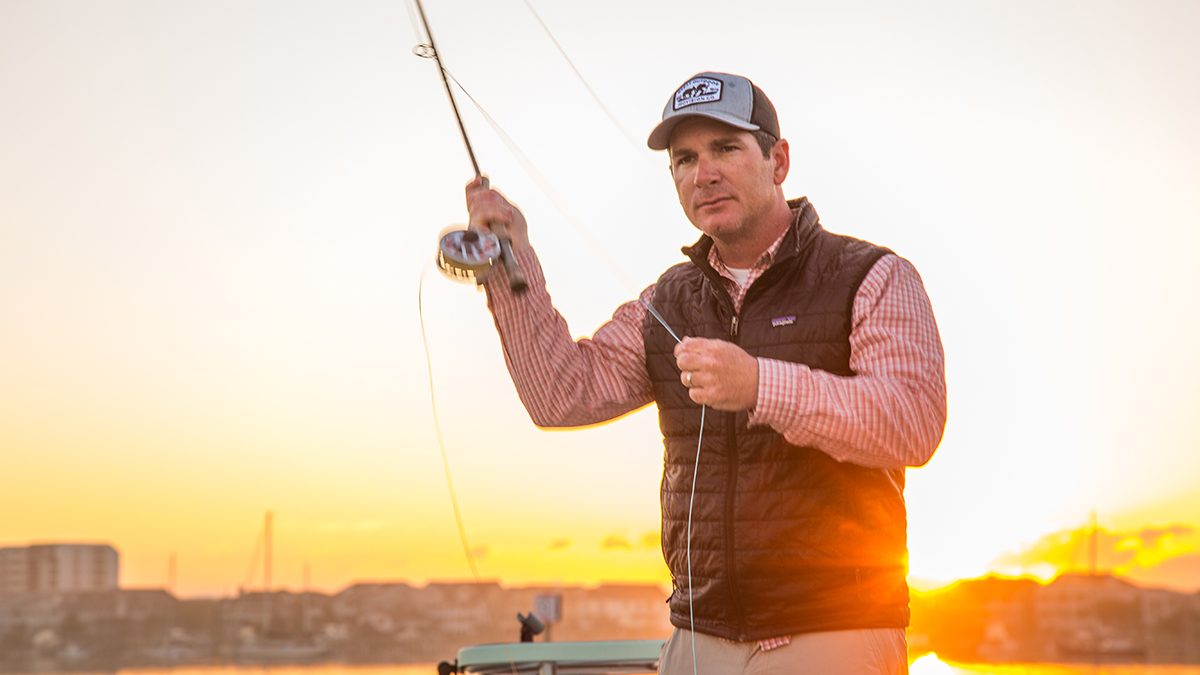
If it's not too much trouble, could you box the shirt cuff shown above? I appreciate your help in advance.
[747,357,809,429]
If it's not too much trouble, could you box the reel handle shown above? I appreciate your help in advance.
[479,176,527,294]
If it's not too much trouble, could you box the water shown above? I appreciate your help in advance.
[14,657,1200,674]
[908,655,1200,675]
[7,662,436,667]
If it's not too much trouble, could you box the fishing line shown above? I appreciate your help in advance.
[418,264,482,582]
[645,307,703,675]
[431,70,706,666]
[445,63,705,665]
[412,3,707,669]
[418,263,520,675]
[444,69,637,293]
[402,0,424,44]
[518,0,640,149]
[686,405,704,675]
[641,299,683,344]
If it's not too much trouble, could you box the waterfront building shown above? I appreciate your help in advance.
[0,547,31,593]
[0,544,119,593]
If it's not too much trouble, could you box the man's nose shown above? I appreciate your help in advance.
[693,155,720,185]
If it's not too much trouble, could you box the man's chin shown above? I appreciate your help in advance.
[694,217,743,241]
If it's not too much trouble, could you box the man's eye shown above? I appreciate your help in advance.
[721,145,739,153]
[674,156,695,167]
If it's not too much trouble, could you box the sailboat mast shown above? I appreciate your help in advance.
[1089,510,1098,576]
[265,511,273,591]
[263,511,274,633]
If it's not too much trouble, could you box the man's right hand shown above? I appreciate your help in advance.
[464,176,530,252]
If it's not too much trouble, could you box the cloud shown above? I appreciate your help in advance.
[1126,553,1200,591]
[1129,525,1192,549]
[313,519,391,534]
[992,522,1198,589]
[599,532,661,552]
[602,535,632,550]
[548,539,571,551]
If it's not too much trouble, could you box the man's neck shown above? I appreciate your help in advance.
[713,200,795,268]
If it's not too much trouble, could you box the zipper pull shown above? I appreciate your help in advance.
[730,315,739,337]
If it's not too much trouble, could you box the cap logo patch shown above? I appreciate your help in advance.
[673,77,723,110]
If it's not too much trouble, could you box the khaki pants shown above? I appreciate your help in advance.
[658,627,908,675]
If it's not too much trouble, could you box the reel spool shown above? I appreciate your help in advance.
[437,227,502,285]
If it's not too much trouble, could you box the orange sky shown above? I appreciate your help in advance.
[2,1,1198,598]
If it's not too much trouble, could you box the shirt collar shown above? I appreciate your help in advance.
[706,223,789,281]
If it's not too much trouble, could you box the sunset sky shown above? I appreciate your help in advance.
[2,0,1198,598]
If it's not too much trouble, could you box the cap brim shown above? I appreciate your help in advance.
[646,112,761,150]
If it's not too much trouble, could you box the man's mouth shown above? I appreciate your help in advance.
[696,196,733,210]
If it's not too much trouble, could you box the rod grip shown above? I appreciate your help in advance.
[490,222,527,293]
[477,177,527,293]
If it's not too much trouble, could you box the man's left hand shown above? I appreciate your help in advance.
[674,337,759,412]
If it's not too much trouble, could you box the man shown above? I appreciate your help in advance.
[465,72,946,675]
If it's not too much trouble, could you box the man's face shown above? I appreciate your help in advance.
[668,118,784,247]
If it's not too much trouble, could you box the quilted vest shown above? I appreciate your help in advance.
[642,198,909,640]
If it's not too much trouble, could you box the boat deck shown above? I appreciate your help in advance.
[455,639,663,674]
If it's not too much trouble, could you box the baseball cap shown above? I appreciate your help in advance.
[647,72,780,151]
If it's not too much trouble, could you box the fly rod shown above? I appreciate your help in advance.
[413,0,527,292]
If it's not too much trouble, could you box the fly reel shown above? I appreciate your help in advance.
[436,225,528,292]
[437,227,502,285]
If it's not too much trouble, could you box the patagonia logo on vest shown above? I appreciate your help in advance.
[674,77,722,110]
[771,315,796,328]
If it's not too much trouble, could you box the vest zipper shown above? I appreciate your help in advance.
[726,308,746,639]
[689,251,748,637]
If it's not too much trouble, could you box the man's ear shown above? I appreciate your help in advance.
[771,138,790,186]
